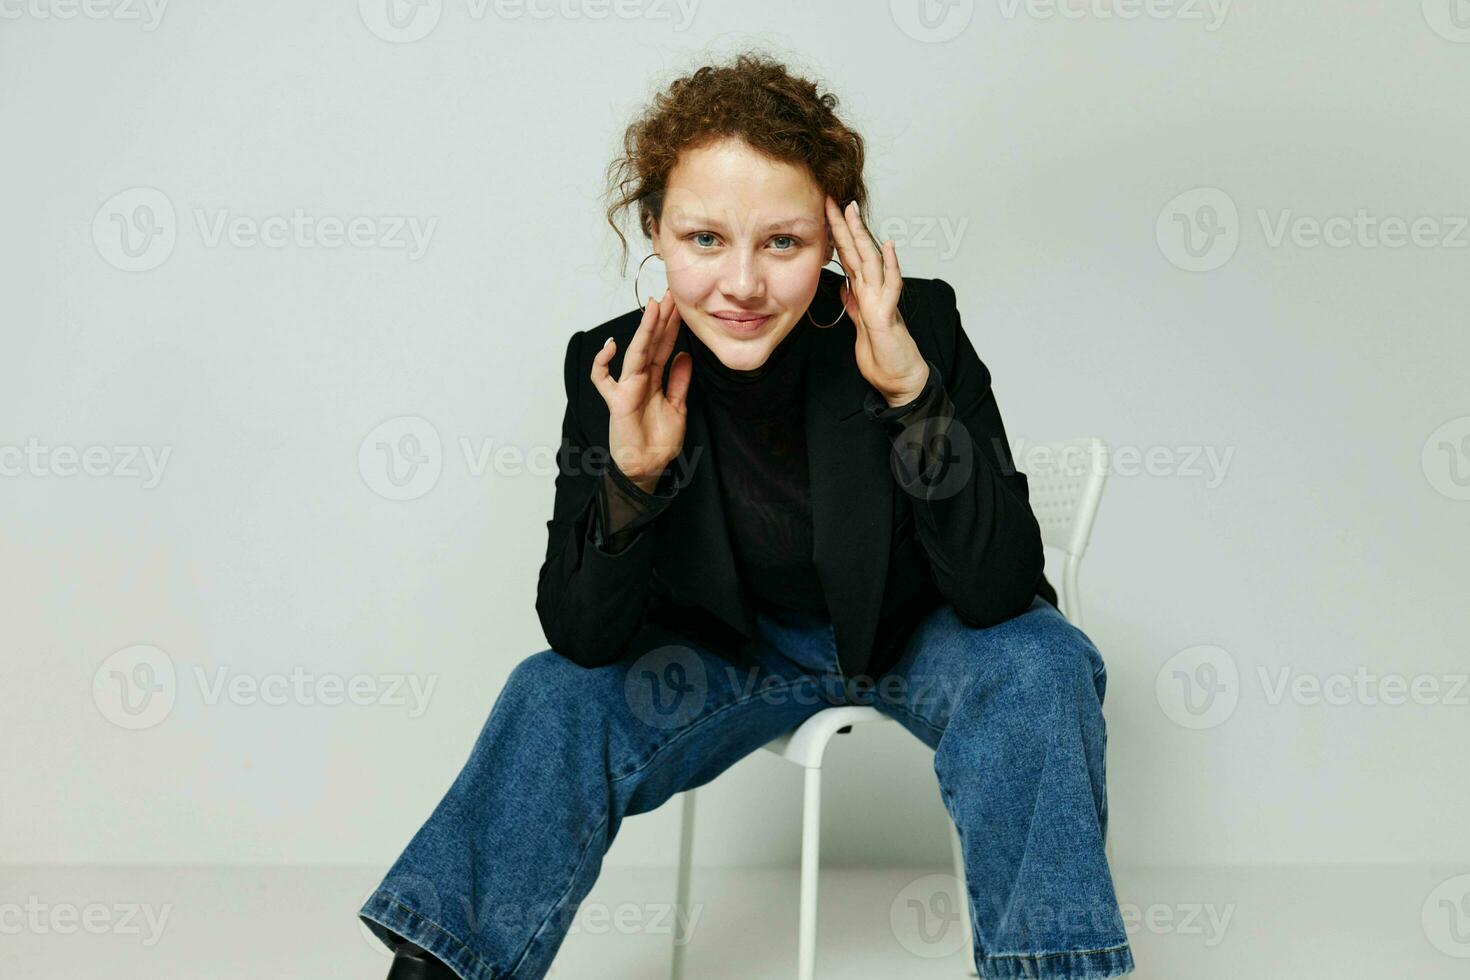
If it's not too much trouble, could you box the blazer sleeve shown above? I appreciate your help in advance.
[597,461,677,555]
[862,278,1045,628]
[534,330,678,668]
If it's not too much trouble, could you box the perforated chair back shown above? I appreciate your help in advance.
[1015,436,1109,629]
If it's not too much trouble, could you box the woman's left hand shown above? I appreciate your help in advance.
[824,195,931,408]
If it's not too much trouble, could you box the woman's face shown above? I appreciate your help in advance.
[649,138,834,372]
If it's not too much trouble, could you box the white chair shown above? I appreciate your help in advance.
[670,436,1112,980]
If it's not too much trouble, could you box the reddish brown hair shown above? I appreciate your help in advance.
[603,50,872,276]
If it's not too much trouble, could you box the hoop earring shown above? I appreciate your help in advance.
[633,252,663,308]
[807,262,848,329]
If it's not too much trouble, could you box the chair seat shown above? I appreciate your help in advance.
[759,706,891,769]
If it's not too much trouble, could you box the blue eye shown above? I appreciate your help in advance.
[685,232,800,251]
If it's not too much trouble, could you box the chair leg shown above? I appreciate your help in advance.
[798,767,822,980]
[948,819,977,976]
[671,789,697,980]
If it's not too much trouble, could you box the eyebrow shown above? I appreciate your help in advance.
[670,214,819,234]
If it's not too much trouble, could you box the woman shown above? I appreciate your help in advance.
[359,52,1133,980]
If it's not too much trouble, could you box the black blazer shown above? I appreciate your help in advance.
[536,267,1058,679]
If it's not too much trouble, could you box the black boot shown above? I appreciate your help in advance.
[385,939,459,979]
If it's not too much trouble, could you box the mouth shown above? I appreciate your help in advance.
[709,311,774,336]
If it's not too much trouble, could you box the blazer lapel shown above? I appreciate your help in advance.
[804,297,895,677]
[652,330,754,640]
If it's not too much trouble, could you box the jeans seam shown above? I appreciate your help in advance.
[876,696,946,740]
[983,940,1132,959]
[608,675,813,785]
[827,624,843,680]
[504,811,611,979]
[378,893,502,979]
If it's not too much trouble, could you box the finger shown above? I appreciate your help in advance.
[664,350,693,412]
[649,292,682,378]
[590,335,618,403]
[619,294,661,382]
[825,196,864,285]
[841,199,882,285]
[880,239,903,309]
[642,289,675,381]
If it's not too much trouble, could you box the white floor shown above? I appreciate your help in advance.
[1,863,1462,978]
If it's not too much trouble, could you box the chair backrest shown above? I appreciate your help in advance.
[1014,436,1110,628]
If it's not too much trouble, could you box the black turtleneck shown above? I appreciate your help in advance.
[684,315,827,615]
[590,309,952,619]
[593,315,828,616]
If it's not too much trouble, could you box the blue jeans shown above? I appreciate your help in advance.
[358,596,1134,979]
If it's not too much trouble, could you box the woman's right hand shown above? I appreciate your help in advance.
[590,288,693,493]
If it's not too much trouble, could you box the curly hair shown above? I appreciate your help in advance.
[603,50,872,278]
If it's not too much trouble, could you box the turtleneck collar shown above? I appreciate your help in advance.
[687,315,812,391]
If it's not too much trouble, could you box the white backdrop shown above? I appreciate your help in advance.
[3,0,1467,874]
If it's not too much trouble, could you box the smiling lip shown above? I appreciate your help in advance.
[710,312,773,335]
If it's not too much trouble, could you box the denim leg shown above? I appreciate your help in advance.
[358,620,837,980]
[871,597,1134,979]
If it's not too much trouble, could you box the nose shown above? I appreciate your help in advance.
[717,249,765,303]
